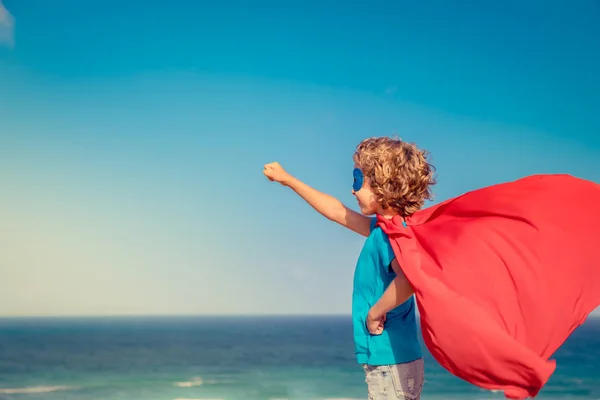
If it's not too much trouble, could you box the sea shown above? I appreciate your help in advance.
[0,316,598,400]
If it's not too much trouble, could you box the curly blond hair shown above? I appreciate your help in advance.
[353,136,436,216]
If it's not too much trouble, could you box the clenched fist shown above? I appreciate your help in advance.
[263,162,292,185]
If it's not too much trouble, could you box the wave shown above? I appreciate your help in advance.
[0,385,76,394]
[173,376,203,387]
[173,376,222,387]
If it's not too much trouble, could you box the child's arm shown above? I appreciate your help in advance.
[366,258,415,334]
[264,162,372,237]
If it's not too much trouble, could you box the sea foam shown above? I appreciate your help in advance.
[0,385,76,394]
[174,376,203,387]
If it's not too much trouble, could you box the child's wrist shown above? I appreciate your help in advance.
[368,305,384,321]
[281,174,295,187]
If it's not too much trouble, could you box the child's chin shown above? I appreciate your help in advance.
[359,206,376,216]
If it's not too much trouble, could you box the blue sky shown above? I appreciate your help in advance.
[0,0,599,316]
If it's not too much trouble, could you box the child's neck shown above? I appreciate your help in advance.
[377,210,397,220]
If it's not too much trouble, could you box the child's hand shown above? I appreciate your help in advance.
[366,310,386,335]
[263,162,292,185]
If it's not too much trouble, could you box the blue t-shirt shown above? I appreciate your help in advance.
[352,217,423,366]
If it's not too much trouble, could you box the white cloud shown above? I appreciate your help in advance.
[0,1,15,48]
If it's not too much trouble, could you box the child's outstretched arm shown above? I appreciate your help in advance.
[366,258,415,335]
[264,162,372,237]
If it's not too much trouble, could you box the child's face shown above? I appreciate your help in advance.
[352,167,380,215]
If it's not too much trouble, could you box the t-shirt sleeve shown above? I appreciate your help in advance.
[380,233,397,274]
[371,218,397,273]
[369,217,378,233]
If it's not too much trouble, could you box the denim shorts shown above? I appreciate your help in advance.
[363,358,424,400]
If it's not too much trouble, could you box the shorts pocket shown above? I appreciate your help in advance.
[389,358,424,399]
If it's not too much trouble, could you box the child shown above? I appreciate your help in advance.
[266,136,600,400]
[264,136,434,400]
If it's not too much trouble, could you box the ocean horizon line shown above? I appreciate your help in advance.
[1,312,598,320]
[0,313,354,320]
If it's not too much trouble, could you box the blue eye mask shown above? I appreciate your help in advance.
[353,168,364,191]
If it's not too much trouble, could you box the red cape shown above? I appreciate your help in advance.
[376,174,600,399]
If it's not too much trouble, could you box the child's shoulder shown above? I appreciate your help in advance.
[368,216,396,238]
[366,219,392,246]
